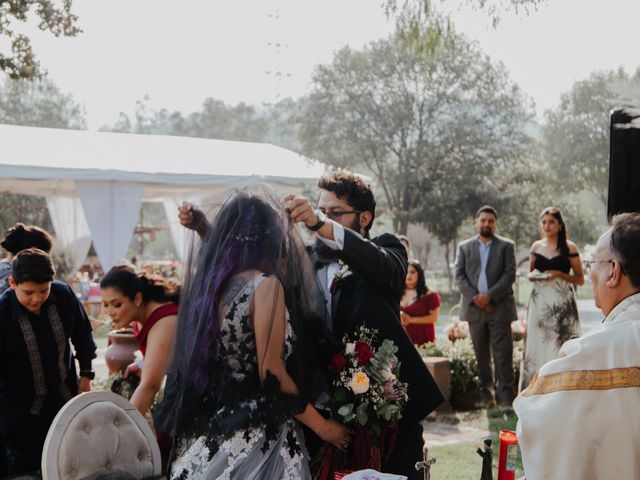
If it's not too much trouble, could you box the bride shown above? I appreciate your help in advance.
[156,188,350,479]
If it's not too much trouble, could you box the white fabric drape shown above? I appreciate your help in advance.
[161,197,188,262]
[45,196,92,274]
[76,181,144,272]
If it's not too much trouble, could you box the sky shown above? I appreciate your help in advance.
[17,0,640,130]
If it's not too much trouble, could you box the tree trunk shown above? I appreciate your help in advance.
[398,218,408,235]
[444,242,453,290]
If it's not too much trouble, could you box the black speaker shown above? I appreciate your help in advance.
[608,108,640,219]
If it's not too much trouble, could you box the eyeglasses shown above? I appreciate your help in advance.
[322,210,362,221]
[582,259,614,274]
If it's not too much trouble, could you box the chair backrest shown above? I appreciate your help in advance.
[42,391,162,480]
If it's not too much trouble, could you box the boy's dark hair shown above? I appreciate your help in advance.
[317,170,376,233]
[12,248,56,284]
[1,223,53,255]
[610,212,640,288]
[475,205,498,220]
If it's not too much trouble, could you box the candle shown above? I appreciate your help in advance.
[497,430,518,480]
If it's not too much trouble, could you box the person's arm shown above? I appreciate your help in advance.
[178,202,211,240]
[487,240,517,303]
[68,285,97,391]
[405,307,440,325]
[529,242,537,273]
[253,277,350,449]
[130,314,176,415]
[338,230,407,295]
[454,243,477,299]
[283,194,406,294]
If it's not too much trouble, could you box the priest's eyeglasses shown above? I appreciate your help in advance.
[582,259,626,274]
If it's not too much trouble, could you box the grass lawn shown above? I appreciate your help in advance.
[428,408,524,480]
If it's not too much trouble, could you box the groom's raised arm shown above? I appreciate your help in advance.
[178,202,211,240]
[337,229,407,297]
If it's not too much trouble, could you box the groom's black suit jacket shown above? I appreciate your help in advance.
[313,229,445,423]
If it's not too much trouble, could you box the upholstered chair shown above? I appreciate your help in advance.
[41,391,162,480]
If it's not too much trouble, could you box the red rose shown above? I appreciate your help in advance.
[355,342,374,366]
[329,352,347,372]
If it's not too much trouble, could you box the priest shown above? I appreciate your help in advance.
[514,212,640,479]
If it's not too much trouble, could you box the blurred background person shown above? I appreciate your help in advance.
[0,223,53,295]
[400,260,441,345]
[520,207,584,391]
[396,234,415,260]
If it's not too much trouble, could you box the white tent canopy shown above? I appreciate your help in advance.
[0,124,325,270]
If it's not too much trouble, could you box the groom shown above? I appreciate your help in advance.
[284,171,444,479]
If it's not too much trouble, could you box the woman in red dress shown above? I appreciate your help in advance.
[400,260,441,345]
[100,266,179,416]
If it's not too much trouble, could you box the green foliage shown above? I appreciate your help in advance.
[0,76,87,128]
[0,0,81,79]
[103,95,301,150]
[418,339,524,399]
[384,0,546,36]
[543,67,640,206]
[0,194,53,235]
[298,31,533,242]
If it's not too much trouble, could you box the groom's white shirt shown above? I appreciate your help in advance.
[316,221,345,325]
[514,292,640,480]
[313,221,345,410]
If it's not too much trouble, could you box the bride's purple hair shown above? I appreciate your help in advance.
[182,192,287,391]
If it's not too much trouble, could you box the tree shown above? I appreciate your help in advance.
[542,68,640,206]
[0,76,85,244]
[105,96,270,143]
[0,0,81,79]
[298,32,533,238]
[0,76,87,128]
[384,0,547,36]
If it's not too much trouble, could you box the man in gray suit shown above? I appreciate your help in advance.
[455,205,517,406]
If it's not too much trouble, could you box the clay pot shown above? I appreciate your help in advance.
[105,329,139,374]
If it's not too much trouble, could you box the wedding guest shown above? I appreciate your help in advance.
[454,206,517,406]
[100,266,179,417]
[515,213,640,479]
[0,223,53,295]
[0,248,96,476]
[520,207,584,391]
[400,260,441,345]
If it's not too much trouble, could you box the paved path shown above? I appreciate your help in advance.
[423,420,490,447]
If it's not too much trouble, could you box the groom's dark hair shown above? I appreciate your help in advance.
[318,170,376,233]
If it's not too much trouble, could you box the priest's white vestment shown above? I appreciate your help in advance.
[514,292,640,480]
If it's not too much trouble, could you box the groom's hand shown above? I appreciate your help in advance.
[178,201,210,239]
[282,194,318,228]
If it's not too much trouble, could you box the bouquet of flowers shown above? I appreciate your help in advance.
[312,325,408,479]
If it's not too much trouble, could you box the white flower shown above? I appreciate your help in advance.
[345,343,355,355]
[381,369,396,382]
[348,371,370,394]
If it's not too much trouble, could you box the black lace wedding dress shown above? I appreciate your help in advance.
[169,272,311,480]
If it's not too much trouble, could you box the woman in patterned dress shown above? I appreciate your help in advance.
[520,207,585,391]
[157,188,350,479]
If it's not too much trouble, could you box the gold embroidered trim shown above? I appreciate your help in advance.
[522,367,640,396]
[17,315,47,415]
[48,304,72,402]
